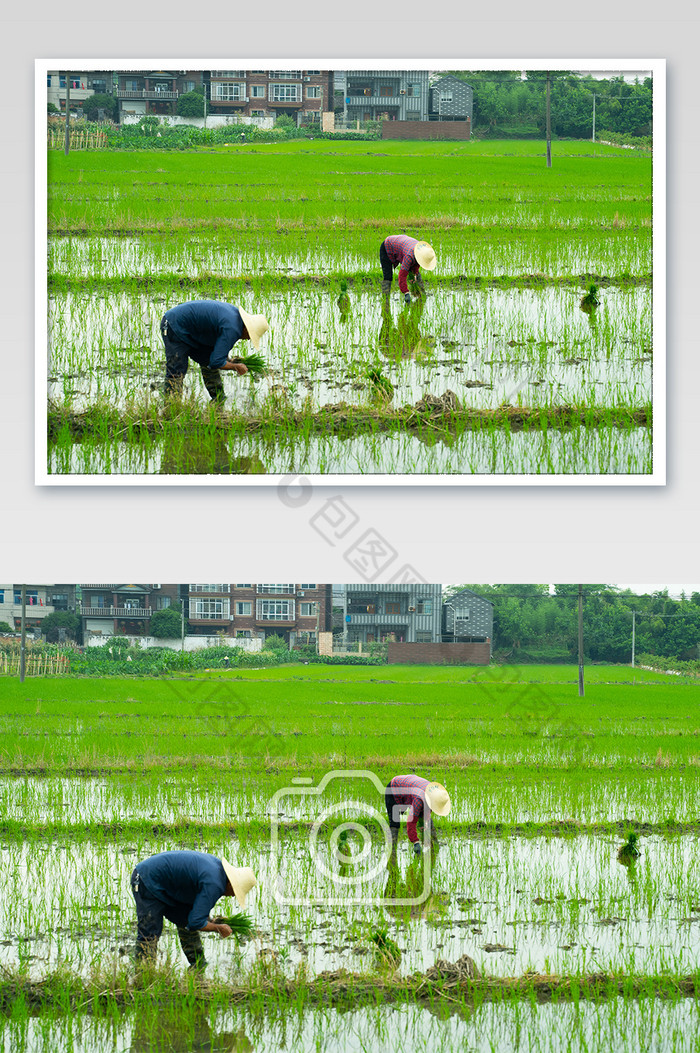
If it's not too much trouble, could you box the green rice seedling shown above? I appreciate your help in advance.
[617,832,641,864]
[229,352,267,377]
[211,911,256,942]
[369,927,401,970]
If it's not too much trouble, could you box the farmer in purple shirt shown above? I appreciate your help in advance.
[385,774,451,853]
[130,850,256,968]
[380,235,436,302]
[160,300,269,402]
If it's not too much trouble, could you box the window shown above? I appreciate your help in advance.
[306,70,321,75]
[126,79,141,91]
[439,92,453,104]
[190,584,228,593]
[251,109,266,117]
[91,79,107,93]
[15,591,38,605]
[300,583,316,589]
[236,630,252,638]
[270,83,300,102]
[258,584,294,594]
[236,602,252,616]
[416,631,433,643]
[191,598,230,619]
[257,599,294,620]
[269,70,302,79]
[90,594,105,608]
[214,82,246,101]
[416,600,433,614]
[306,86,320,98]
[299,602,317,617]
[0,590,4,603]
[250,85,265,98]
[407,82,421,97]
[236,584,253,588]
[386,602,401,615]
[157,596,172,610]
[183,80,195,92]
[211,70,246,78]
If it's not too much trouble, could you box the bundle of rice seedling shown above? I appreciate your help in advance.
[370,927,401,968]
[212,911,256,941]
[228,352,267,377]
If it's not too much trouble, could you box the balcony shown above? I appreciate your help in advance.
[116,90,178,100]
[346,95,401,107]
[346,612,410,625]
[79,606,151,617]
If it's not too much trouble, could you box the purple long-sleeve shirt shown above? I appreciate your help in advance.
[383,235,421,294]
[390,774,432,843]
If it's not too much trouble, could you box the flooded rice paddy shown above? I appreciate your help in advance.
[2,831,699,982]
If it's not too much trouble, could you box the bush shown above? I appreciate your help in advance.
[83,92,118,122]
[263,634,289,652]
[177,91,207,117]
[0,621,14,633]
[40,611,81,643]
[150,606,183,639]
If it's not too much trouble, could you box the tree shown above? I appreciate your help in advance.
[264,634,289,651]
[0,621,14,633]
[149,604,183,639]
[83,92,118,122]
[177,91,207,117]
[40,611,81,642]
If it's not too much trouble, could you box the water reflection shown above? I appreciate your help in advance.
[130,1008,252,1053]
[159,433,267,475]
[378,300,431,362]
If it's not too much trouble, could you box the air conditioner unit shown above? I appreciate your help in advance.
[364,89,371,96]
[297,591,305,597]
[408,606,416,612]
[304,77,311,82]
[152,584,161,589]
[399,89,406,95]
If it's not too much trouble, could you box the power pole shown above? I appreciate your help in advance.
[592,93,596,142]
[546,72,552,168]
[631,610,636,668]
[577,584,584,697]
[20,585,27,682]
[64,72,71,155]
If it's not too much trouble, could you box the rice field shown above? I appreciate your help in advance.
[1,664,698,1050]
[44,140,655,479]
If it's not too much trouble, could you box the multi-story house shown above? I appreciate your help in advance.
[185,584,332,645]
[114,70,206,120]
[429,75,473,122]
[337,70,431,124]
[0,584,76,633]
[207,70,334,125]
[342,584,443,645]
[77,584,180,638]
[47,71,112,114]
[442,588,493,644]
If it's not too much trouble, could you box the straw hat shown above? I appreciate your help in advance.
[221,860,257,908]
[414,241,436,271]
[425,782,451,816]
[237,307,269,351]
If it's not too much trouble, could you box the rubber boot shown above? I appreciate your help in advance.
[200,365,226,403]
[163,374,184,399]
[381,279,392,296]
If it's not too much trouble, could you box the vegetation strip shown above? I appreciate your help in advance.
[2,969,698,1015]
[49,405,651,443]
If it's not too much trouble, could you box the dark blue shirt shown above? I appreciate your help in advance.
[163,300,246,369]
[136,850,228,930]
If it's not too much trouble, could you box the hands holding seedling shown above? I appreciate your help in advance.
[221,361,249,375]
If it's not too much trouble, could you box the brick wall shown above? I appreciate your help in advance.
[381,120,471,141]
[388,641,490,665]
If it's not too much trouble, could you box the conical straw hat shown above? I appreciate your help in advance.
[425,782,451,816]
[221,861,257,907]
[237,307,269,351]
[414,241,436,271]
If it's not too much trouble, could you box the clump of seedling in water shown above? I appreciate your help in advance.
[617,831,641,865]
[369,927,401,970]
[580,283,601,312]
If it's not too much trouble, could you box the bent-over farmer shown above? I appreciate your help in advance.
[385,774,451,854]
[160,299,269,402]
[380,235,436,303]
[130,849,256,968]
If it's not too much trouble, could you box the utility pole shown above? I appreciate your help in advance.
[592,93,596,142]
[631,610,636,668]
[20,585,27,682]
[64,72,71,155]
[577,584,584,697]
[546,72,552,168]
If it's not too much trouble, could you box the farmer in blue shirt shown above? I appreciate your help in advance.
[130,850,256,968]
[160,300,269,402]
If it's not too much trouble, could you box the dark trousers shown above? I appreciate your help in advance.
[379,242,394,283]
[160,319,225,401]
[130,870,206,965]
[384,783,437,845]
